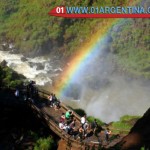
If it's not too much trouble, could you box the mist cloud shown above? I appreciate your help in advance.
[64,49,150,123]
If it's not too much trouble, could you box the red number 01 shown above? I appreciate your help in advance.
[56,7,64,14]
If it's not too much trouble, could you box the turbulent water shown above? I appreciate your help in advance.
[0,49,150,123]
[0,50,62,86]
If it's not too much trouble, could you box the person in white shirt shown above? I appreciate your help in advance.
[15,89,19,98]
[81,115,86,127]
[105,128,112,142]
[59,122,69,133]
[48,94,53,107]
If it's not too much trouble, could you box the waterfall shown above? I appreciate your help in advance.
[0,50,62,86]
[0,50,150,123]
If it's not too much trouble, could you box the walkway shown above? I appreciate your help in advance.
[0,87,125,149]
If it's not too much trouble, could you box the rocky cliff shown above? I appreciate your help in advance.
[116,108,150,150]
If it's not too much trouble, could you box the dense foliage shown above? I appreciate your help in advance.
[110,115,141,134]
[111,18,150,78]
[33,136,55,150]
[0,0,149,77]
[0,64,25,87]
[0,0,136,56]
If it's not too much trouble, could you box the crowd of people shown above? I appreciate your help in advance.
[59,110,79,138]
[57,110,111,142]
[46,93,112,143]
[14,81,112,143]
[47,93,61,110]
[14,80,39,101]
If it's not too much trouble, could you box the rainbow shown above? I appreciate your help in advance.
[55,19,119,97]
[55,1,142,98]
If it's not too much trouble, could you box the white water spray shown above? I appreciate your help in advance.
[0,50,62,86]
[62,52,150,123]
[0,49,150,123]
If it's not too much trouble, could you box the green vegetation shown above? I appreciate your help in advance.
[72,108,141,135]
[110,115,141,134]
[34,137,55,150]
[23,128,55,150]
[0,63,25,87]
[1,0,149,78]
[0,0,139,56]
[111,18,150,78]
[27,130,56,150]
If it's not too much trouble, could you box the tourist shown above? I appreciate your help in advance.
[60,113,66,124]
[14,88,19,99]
[59,121,69,133]
[91,119,98,133]
[65,110,73,124]
[68,128,78,139]
[83,122,89,137]
[52,93,57,102]
[69,118,76,130]
[27,80,35,98]
[105,128,111,142]
[81,115,86,127]
[48,93,53,107]
[78,126,84,141]
[54,99,61,110]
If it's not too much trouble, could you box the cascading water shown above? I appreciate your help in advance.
[0,50,62,86]
[0,48,150,123]
[1,27,150,123]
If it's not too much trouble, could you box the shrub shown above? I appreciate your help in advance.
[10,80,23,88]
[111,115,141,134]
[0,65,24,87]
[33,137,55,150]
[73,108,86,116]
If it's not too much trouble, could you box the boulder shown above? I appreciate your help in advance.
[36,63,44,70]
[0,60,7,67]
[29,62,44,70]
[0,44,9,51]
[21,57,28,62]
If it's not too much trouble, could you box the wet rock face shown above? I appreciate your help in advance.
[118,108,150,150]
[0,41,16,51]
[0,60,7,67]
[35,63,45,70]
[21,57,28,62]
[0,43,9,51]
[28,62,45,70]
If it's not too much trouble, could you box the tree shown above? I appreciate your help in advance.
[34,137,55,150]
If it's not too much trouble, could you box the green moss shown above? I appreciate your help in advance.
[1,0,148,79]
[111,115,140,134]
[0,0,140,56]
[34,137,54,150]
[112,18,150,78]
[120,115,140,122]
